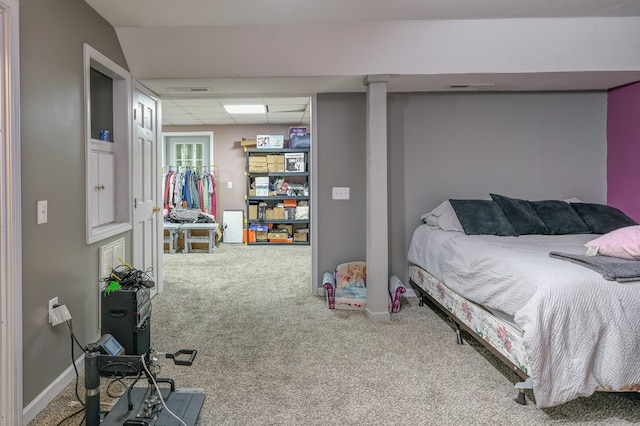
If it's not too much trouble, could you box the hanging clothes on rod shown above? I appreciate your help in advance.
[162,165,219,221]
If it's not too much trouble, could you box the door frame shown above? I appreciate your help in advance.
[0,0,22,424]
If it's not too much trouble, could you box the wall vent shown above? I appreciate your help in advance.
[99,237,125,291]
[98,238,125,329]
[167,87,211,92]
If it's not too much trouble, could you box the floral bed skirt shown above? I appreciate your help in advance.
[409,264,530,377]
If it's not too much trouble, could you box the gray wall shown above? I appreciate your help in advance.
[316,94,368,277]
[317,91,607,284]
[20,0,129,405]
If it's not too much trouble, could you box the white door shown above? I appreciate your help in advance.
[132,85,162,296]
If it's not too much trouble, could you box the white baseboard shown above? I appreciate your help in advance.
[22,354,85,425]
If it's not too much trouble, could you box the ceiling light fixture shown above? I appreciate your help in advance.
[223,104,266,114]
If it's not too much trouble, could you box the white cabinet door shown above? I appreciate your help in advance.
[98,152,115,224]
[90,150,115,226]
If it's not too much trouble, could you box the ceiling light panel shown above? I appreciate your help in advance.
[224,104,266,114]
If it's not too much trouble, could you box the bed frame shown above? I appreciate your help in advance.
[408,264,533,404]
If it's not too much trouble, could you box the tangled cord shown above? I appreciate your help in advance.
[100,264,155,295]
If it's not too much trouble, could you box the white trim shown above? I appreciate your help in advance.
[22,355,85,425]
[0,1,22,425]
[310,95,321,296]
[84,43,133,245]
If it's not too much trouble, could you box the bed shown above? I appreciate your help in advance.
[407,195,640,408]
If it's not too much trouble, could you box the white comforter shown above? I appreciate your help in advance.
[407,225,640,408]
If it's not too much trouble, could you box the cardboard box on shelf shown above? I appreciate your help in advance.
[254,177,269,196]
[268,163,285,172]
[283,199,297,208]
[248,155,267,163]
[249,189,256,196]
[256,231,268,241]
[289,127,307,140]
[248,205,258,220]
[266,154,284,163]
[268,231,289,240]
[293,232,308,242]
[266,209,274,220]
[273,207,286,220]
[276,224,293,236]
[240,139,257,148]
[284,152,305,172]
[257,134,284,149]
[269,135,284,148]
[249,165,269,173]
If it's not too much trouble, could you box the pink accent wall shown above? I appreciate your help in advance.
[607,81,640,222]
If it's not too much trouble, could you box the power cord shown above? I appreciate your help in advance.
[64,318,85,409]
[54,406,85,426]
[141,354,187,426]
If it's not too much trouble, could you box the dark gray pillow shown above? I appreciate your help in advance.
[490,194,549,235]
[528,200,591,235]
[570,202,638,234]
[449,199,518,236]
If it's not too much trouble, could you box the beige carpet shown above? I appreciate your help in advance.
[29,244,640,425]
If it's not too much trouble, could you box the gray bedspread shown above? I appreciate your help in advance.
[407,225,640,408]
[549,251,640,282]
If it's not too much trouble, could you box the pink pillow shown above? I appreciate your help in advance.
[585,225,640,260]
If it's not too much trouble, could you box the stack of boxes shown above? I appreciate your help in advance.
[248,154,268,173]
[267,154,285,172]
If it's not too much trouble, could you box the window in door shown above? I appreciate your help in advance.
[174,142,204,168]
[163,132,214,169]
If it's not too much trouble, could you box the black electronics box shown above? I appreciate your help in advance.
[101,287,151,355]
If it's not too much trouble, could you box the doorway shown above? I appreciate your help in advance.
[159,96,316,293]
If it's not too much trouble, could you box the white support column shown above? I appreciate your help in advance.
[364,75,390,322]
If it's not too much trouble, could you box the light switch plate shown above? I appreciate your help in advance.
[37,200,48,224]
[332,187,350,200]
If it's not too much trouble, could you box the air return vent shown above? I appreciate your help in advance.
[167,87,212,93]
[98,238,125,328]
[99,237,125,290]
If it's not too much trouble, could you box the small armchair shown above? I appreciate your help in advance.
[322,261,406,312]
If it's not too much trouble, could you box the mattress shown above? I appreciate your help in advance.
[407,224,611,317]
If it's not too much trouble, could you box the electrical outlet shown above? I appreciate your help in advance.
[48,297,58,323]
[48,297,58,312]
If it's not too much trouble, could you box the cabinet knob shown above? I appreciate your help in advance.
[152,207,161,213]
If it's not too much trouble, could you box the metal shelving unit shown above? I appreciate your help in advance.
[244,147,310,245]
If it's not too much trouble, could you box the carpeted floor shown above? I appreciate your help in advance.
[29,244,640,425]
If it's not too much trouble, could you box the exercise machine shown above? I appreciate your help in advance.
[84,334,205,426]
